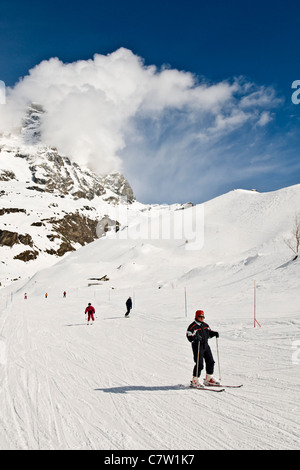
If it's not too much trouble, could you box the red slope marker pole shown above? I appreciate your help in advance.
[254,280,261,328]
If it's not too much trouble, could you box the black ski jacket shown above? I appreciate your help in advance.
[186,320,218,345]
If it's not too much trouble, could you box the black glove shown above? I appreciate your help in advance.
[211,331,219,338]
[194,332,202,342]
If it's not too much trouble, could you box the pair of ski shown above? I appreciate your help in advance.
[185,383,243,393]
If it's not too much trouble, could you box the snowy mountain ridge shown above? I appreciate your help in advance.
[20,182,300,293]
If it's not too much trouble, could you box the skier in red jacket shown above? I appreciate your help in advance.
[85,303,95,324]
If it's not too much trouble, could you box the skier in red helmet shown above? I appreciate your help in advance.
[186,310,220,388]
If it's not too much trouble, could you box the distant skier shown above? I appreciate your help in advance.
[85,303,95,324]
[63,291,66,298]
[45,293,48,299]
[24,293,27,300]
[186,310,220,388]
[125,296,132,317]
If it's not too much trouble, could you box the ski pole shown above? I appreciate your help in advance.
[216,337,221,382]
[196,340,200,378]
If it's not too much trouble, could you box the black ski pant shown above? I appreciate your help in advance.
[192,342,215,377]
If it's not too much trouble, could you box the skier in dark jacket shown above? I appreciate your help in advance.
[125,297,132,317]
[186,310,220,388]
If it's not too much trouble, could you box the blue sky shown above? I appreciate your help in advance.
[0,0,300,204]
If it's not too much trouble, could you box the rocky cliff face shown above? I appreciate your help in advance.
[0,103,137,287]
[1,103,135,203]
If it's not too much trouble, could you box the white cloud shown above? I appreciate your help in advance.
[239,85,282,109]
[256,111,273,127]
[200,109,251,139]
[0,48,282,201]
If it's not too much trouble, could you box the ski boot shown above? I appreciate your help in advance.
[203,374,220,386]
[190,377,204,389]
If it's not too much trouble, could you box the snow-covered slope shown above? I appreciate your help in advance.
[0,184,299,450]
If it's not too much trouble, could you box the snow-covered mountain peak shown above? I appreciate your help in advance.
[0,104,139,286]
[21,102,45,145]
[1,103,135,202]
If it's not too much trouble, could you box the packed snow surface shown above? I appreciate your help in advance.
[0,186,300,450]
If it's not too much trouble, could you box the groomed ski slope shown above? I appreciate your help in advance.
[0,186,300,450]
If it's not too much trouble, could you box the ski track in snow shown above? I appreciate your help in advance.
[0,285,299,450]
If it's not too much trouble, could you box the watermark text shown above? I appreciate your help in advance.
[291,80,300,105]
[96,204,205,251]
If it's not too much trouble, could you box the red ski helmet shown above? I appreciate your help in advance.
[195,310,205,319]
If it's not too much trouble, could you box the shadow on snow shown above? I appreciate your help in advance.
[95,384,185,394]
